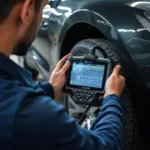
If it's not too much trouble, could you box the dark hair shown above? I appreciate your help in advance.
[0,0,41,23]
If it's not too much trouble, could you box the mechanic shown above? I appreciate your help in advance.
[0,0,126,150]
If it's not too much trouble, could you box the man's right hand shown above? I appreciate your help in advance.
[104,65,126,98]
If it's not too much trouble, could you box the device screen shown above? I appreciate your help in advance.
[70,62,105,88]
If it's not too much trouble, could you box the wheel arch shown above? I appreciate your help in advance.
[60,22,107,58]
[58,10,133,67]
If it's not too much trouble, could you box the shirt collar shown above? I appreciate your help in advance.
[0,53,32,87]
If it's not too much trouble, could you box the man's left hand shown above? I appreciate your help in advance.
[50,54,72,99]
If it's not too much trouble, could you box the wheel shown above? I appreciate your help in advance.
[67,39,137,150]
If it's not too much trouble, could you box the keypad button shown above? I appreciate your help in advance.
[81,95,86,98]
[89,92,94,95]
[86,96,91,100]
[87,94,92,97]
[79,99,82,103]
[81,90,88,94]
[80,98,86,102]
[75,93,80,96]
[77,96,81,99]
[74,90,79,93]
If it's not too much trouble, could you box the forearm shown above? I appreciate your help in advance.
[90,94,125,149]
[15,87,124,150]
[33,81,54,99]
[53,94,125,150]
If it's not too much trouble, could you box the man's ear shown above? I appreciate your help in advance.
[20,0,35,27]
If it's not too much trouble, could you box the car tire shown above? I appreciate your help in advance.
[67,39,137,150]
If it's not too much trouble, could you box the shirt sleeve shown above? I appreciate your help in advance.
[33,81,54,99]
[13,93,124,150]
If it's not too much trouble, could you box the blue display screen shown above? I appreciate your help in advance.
[70,62,105,88]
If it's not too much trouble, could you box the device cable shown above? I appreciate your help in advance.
[89,46,100,55]
[78,104,91,125]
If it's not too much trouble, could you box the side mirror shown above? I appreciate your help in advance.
[49,0,61,8]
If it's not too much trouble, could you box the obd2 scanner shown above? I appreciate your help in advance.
[65,46,112,124]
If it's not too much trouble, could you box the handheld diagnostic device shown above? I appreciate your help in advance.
[66,54,112,105]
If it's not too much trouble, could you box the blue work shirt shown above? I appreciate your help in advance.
[0,53,124,150]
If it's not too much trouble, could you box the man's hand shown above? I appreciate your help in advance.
[104,65,126,98]
[50,54,72,99]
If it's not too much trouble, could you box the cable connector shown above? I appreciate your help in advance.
[89,45,100,55]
